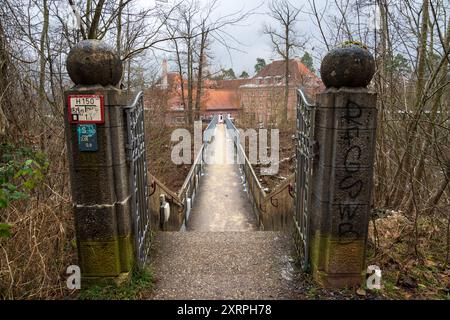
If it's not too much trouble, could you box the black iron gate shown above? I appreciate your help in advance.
[294,88,316,270]
[124,91,150,267]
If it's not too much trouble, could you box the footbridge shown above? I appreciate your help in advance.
[63,39,378,295]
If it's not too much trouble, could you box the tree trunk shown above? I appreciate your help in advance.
[174,39,186,114]
[0,19,9,136]
[194,27,208,121]
[86,0,92,28]
[283,24,289,125]
[425,166,450,215]
[404,17,450,212]
[375,0,389,206]
[39,0,49,115]
[88,0,106,39]
[116,0,123,56]
[187,35,193,125]
[389,0,429,208]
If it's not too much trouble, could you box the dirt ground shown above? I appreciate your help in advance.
[259,130,296,192]
[241,126,296,193]
[146,125,189,192]
[238,123,449,300]
[146,123,207,193]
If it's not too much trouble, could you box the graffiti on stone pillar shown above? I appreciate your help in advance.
[337,100,365,243]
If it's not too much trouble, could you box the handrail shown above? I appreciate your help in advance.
[178,115,217,197]
[239,144,265,193]
[262,174,294,202]
[203,115,218,143]
[176,117,221,229]
[225,118,266,193]
[297,88,314,107]
[205,115,219,131]
[178,143,204,198]
[149,173,184,207]
[124,91,144,109]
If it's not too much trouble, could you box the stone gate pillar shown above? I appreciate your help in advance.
[64,40,134,285]
[310,44,377,287]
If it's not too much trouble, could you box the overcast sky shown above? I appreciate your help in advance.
[140,0,342,76]
[206,0,324,76]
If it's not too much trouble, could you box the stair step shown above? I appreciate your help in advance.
[148,232,300,300]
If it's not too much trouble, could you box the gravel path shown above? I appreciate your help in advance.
[148,232,303,300]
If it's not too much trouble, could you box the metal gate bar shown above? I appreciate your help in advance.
[124,91,150,267]
[294,88,316,270]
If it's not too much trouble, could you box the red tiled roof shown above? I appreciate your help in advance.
[207,79,250,90]
[255,59,314,82]
[204,89,240,110]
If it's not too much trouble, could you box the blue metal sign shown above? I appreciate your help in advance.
[77,124,98,152]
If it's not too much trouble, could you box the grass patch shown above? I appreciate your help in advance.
[78,267,154,300]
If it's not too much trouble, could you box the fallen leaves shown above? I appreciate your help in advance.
[356,288,366,296]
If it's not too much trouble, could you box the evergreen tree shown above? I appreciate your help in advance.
[240,71,249,78]
[300,52,315,72]
[254,58,266,74]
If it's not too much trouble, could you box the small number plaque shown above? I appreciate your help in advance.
[77,124,98,152]
[68,94,104,124]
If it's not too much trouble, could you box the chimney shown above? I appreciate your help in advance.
[161,58,168,89]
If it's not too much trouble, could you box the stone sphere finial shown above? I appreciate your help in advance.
[67,40,123,87]
[320,42,375,88]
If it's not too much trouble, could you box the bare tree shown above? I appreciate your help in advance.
[0,19,9,136]
[164,0,259,125]
[264,0,303,124]
[194,22,210,119]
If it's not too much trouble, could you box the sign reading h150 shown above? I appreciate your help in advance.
[68,95,104,124]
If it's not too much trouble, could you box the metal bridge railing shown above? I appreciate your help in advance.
[178,115,218,228]
[225,117,266,225]
[294,88,316,271]
[203,115,218,143]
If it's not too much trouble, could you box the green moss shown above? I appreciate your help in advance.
[118,235,134,272]
[341,40,368,50]
[78,267,154,300]
[310,233,329,273]
[309,233,366,288]
[78,239,121,276]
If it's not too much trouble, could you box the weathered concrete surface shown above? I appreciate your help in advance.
[67,40,123,87]
[187,124,257,231]
[307,87,377,288]
[64,86,133,283]
[149,232,302,300]
[320,45,375,88]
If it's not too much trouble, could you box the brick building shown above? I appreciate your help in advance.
[201,79,248,121]
[147,58,322,126]
[239,59,323,126]
[143,59,187,125]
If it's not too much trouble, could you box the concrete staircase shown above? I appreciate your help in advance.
[148,231,301,300]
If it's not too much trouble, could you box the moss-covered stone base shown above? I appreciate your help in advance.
[118,235,134,272]
[78,235,135,277]
[81,271,132,288]
[310,233,366,288]
[78,239,121,277]
[315,271,365,288]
